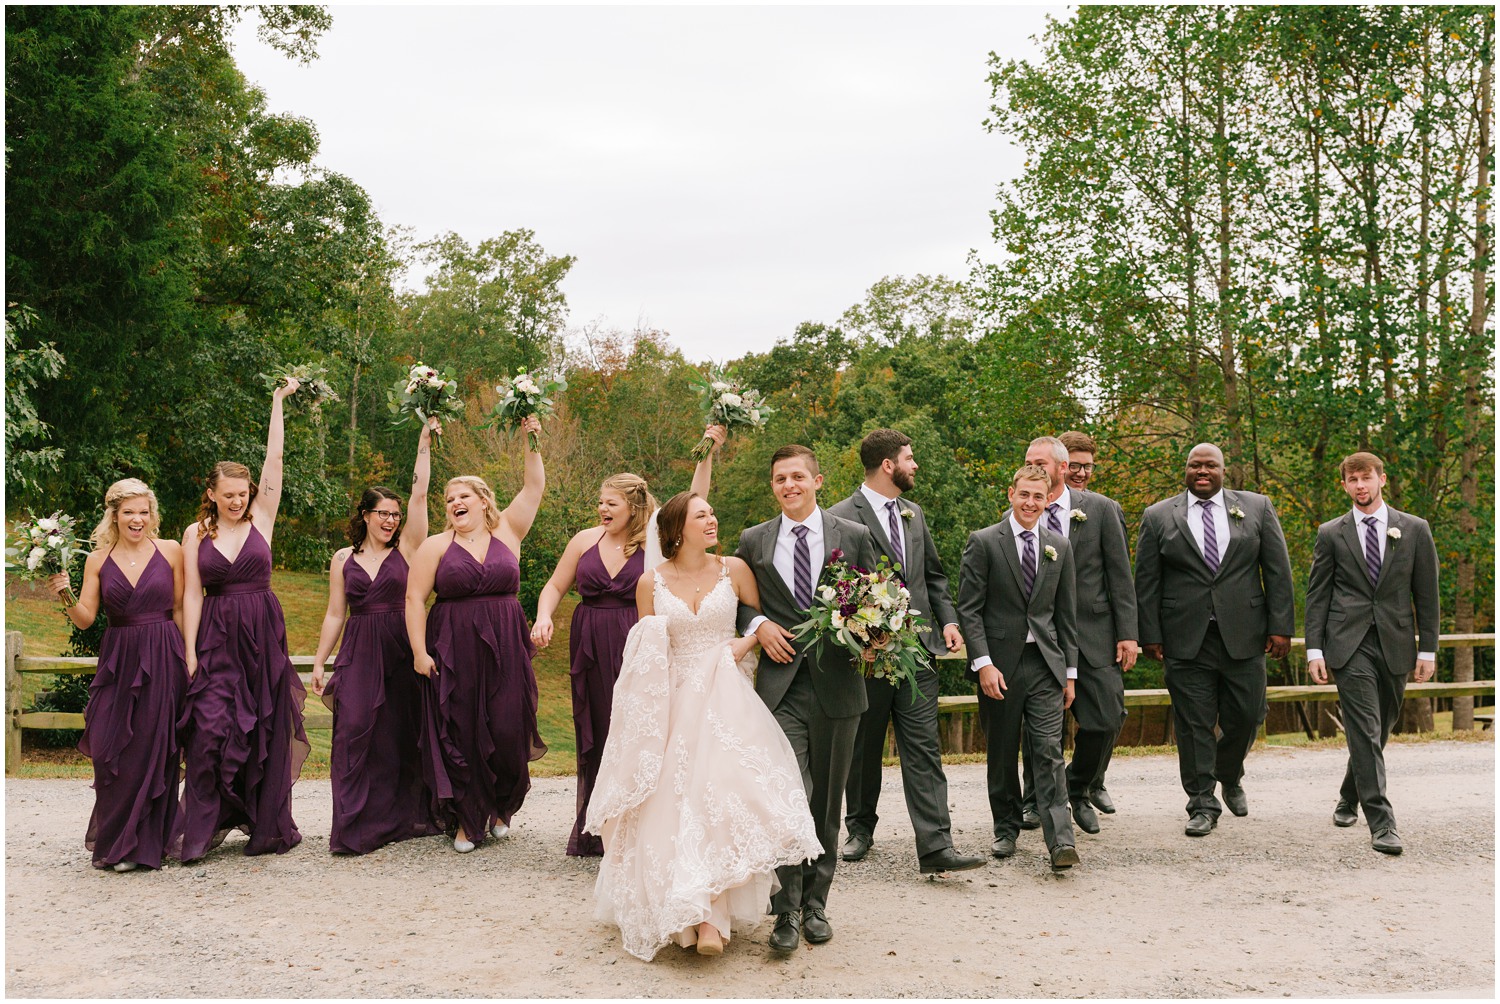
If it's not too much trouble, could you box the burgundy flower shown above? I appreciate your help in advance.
[828,548,845,564]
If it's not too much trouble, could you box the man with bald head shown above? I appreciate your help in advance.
[1134,443,1295,837]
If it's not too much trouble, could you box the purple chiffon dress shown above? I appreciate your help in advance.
[173,524,309,860]
[425,535,546,841]
[322,549,443,853]
[566,541,644,856]
[79,548,187,870]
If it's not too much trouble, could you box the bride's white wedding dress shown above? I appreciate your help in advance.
[585,563,822,961]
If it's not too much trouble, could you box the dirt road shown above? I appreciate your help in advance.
[5,741,1494,998]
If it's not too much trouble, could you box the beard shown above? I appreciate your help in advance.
[892,468,916,493]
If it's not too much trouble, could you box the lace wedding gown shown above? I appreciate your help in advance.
[585,564,822,961]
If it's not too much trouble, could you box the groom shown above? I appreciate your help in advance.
[736,444,881,954]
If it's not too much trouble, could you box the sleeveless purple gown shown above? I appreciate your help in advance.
[322,549,443,853]
[426,535,546,840]
[80,548,187,870]
[173,524,309,860]
[567,541,644,856]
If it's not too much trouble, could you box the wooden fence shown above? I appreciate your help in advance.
[6,630,1495,771]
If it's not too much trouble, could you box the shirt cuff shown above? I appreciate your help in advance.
[1417,651,1436,663]
[971,655,993,672]
[1305,648,1324,663]
[1066,667,1077,680]
[745,615,768,636]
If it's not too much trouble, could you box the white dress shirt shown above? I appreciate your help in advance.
[1044,487,1073,540]
[1186,489,1231,564]
[1307,503,1433,664]
[970,515,1076,679]
[744,507,825,636]
[860,483,908,559]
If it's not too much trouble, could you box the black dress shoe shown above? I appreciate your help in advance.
[1049,844,1080,870]
[1071,799,1100,834]
[1371,828,1403,855]
[1332,801,1358,827]
[919,848,986,874]
[769,911,801,952]
[802,908,833,944]
[991,836,1017,858]
[1087,787,1117,814]
[1222,784,1249,817]
[1184,813,1217,837]
[841,831,872,862]
[1019,808,1042,830]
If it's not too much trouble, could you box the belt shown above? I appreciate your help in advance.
[435,593,515,605]
[349,602,404,617]
[581,597,635,610]
[204,583,270,597]
[109,611,173,627]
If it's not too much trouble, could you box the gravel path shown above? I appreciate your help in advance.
[6,741,1494,998]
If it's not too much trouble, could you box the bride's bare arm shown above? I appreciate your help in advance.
[725,557,760,661]
[634,565,656,618]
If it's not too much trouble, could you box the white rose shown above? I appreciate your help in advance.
[27,547,46,570]
[720,392,742,407]
[425,375,444,388]
[405,379,419,394]
[749,408,761,423]
[710,381,729,393]
[36,518,58,532]
[819,585,835,601]
[890,611,905,631]
[517,379,540,395]
[831,610,845,629]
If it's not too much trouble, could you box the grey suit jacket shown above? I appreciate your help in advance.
[956,521,1078,686]
[1304,507,1440,674]
[828,491,958,659]
[1134,489,1296,662]
[733,508,881,718]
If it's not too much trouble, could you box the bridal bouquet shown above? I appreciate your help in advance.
[388,362,466,436]
[6,511,85,607]
[688,367,773,462]
[488,369,566,451]
[261,363,340,411]
[792,551,928,693]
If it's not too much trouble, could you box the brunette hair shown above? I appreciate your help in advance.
[599,473,658,557]
[859,429,913,473]
[348,486,403,553]
[443,476,502,532]
[197,461,258,539]
[656,491,709,561]
[1339,452,1385,479]
[92,479,161,550]
[770,444,820,476]
[1011,463,1052,491]
[1058,430,1097,457]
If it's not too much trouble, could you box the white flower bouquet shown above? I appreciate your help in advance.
[6,511,85,606]
[792,551,929,695]
[388,362,465,437]
[261,363,340,411]
[688,366,774,462]
[488,369,566,451]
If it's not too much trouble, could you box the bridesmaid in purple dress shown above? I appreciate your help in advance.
[49,479,187,872]
[174,378,309,861]
[406,414,546,853]
[309,417,443,853]
[531,426,723,856]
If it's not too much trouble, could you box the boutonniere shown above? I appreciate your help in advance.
[1043,544,1058,561]
[1070,508,1087,523]
[1387,526,1401,540]
[900,508,914,521]
[1228,506,1246,520]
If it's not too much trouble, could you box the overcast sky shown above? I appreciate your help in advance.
[230,5,1062,361]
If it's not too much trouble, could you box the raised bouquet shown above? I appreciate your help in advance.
[688,366,773,462]
[261,363,339,411]
[5,511,85,607]
[388,362,465,436]
[488,369,566,451]
[792,550,929,693]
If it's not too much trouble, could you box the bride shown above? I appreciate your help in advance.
[586,491,822,961]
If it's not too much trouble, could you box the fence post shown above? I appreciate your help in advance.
[6,631,23,774]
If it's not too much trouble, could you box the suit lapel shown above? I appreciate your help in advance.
[1376,509,1401,589]
[821,511,843,581]
[1338,511,1379,596]
[849,493,891,559]
[1216,490,1243,577]
[996,519,1026,597]
[1170,492,1195,557]
[757,518,797,610]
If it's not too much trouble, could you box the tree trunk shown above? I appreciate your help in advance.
[1214,32,1245,485]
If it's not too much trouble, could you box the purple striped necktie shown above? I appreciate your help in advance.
[792,524,813,609]
[885,500,905,568]
[1047,502,1063,535]
[1019,529,1036,597]
[1362,516,1382,585]
[1197,499,1220,574]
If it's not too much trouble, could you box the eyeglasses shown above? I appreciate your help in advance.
[370,511,402,522]
[1066,462,1096,474]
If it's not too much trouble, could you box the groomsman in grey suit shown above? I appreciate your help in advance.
[957,464,1081,870]
[831,429,984,875]
[1304,452,1440,856]
[735,444,881,953]
[1059,430,1101,493]
[1135,443,1295,836]
[1016,436,1138,833]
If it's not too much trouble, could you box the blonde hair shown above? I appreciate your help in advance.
[443,476,502,532]
[1011,463,1052,491]
[600,473,658,557]
[93,479,161,550]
